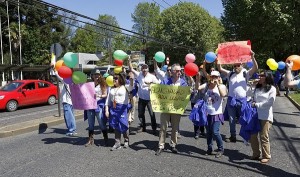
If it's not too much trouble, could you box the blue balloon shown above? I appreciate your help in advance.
[205,52,217,63]
[278,61,285,70]
[161,65,168,72]
[246,61,253,68]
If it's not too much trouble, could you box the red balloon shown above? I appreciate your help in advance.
[114,59,123,66]
[184,63,199,77]
[58,66,73,78]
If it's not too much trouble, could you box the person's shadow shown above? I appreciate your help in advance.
[226,149,300,177]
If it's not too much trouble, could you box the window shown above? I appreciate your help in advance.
[23,83,35,90]
[38,82,49,88]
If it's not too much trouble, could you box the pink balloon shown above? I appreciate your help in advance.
[184,63,199,76]
[185,53,196,63]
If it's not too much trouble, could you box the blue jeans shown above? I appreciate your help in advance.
[226,103,242,137]
[63,103,76,133]
[206,117,223,152]
[86,109,107,131]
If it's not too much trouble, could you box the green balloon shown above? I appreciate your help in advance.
[103,73,109,78]
[63,52,78,68]
[72,71,87,84]
[154,51,166,63]
[113,50,128,60]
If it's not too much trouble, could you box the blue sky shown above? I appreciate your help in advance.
[44,0,224,31]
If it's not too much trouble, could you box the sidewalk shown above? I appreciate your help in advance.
[0,110,83,138]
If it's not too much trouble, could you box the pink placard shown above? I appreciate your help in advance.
[217,41,251,64]
[69,82,97,110]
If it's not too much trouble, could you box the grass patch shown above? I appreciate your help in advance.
[289,93,300,105]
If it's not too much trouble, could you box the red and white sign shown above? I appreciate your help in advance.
[217,41,251,64]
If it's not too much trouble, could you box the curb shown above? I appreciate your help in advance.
[286,94,300,111]
[0,112,84,138]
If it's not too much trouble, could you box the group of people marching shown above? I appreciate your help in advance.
[55,51,299,164]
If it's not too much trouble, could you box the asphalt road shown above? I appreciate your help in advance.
[0,96,299,177]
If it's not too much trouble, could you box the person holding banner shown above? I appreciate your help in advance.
[217,51,258,143]
[50,66,77,136]
[85,69,108,147]
[105,73,132,151]
[155,63,188,156]
[128,59,160,135]
[195,70,227,157]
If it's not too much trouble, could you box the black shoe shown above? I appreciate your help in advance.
[225,136,236,143]
[151,129,157,136]
[200,132,206,137]
[205,151,217,156]
[155,148,163,156]
[171,147,178,154]
[137,126,146,133]
[215,151,223,158]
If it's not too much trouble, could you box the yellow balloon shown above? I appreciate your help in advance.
[269,62,278,70]
[266,58,275,66]
[114,66,122,74]
[215,48,218,54]
[106,75,114,87]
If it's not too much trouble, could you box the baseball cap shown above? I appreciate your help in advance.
[94,69,101,74]
[210,71,220,77]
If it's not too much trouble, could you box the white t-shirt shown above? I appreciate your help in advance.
[205,84,226,115]
[254,86,276,122]
[228,68,250,99]
[95,84,102,101]
[105,85,129,106]
[133,71,160,100]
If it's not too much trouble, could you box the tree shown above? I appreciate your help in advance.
[221,0,300,65]
[155,2,224,65]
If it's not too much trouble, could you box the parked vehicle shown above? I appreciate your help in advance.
[0,80,58,112]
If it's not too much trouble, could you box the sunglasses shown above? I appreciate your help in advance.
[167,69,171,71]
[113,77,119,80]
[234,64,241,67]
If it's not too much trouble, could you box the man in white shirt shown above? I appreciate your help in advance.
[129,59,160,134]
[217,51,257,142]
[154,60,172,81]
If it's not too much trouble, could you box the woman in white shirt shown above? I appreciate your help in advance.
[195,71,227,158]
[250,71,276,164]
[105,73,131,151]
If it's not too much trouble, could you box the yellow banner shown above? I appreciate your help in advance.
[150,84,191,114]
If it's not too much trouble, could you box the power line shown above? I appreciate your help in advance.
[7,0,197,51]
[152,0,166,9]
[161,0,172,7]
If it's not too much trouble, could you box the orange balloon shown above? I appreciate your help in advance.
[55,60,65,71]
[286,55,300,70]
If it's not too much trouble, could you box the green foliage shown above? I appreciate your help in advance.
[221,0,300,66]
[154,2,224,65]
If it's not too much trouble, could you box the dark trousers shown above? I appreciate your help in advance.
[138,98,157,130]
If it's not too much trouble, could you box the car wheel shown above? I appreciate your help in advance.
[48,95,56,105]
[6,100,18,112]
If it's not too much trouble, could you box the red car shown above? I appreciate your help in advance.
[0,80,58,112]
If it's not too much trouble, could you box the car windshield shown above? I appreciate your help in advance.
[1,82,23,91]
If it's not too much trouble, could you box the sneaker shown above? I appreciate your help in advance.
[215,151,223,158]
[194,135,199,140]
[123,141,129,148]
[110,144,121,151]
[225,136,236,143]
[66,132,77,136]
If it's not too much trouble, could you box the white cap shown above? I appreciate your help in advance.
[210,71,220,77]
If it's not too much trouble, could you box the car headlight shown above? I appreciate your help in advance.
[0,95,4,100]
